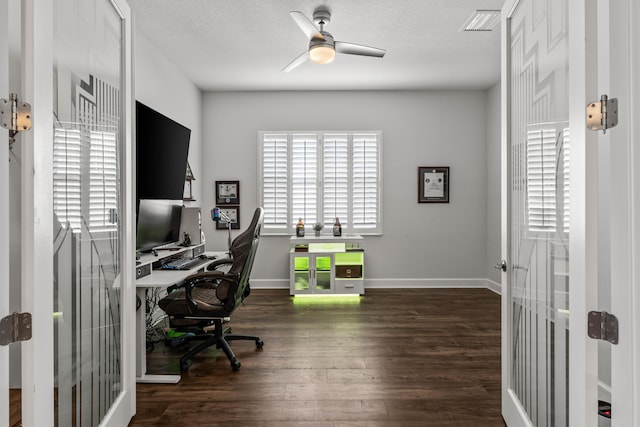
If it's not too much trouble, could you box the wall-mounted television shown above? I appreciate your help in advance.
[136,101,191,201]
[136,199,183,253]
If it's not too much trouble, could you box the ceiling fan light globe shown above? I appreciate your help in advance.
[310,45,336,64]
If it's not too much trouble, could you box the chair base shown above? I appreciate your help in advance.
[177,318,263,371]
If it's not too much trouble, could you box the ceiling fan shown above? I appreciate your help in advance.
[282,9,386,72]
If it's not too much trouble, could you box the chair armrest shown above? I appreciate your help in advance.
[180,270,240,311]
[207,257,233,271]
[165,270,225,296]
[183,270,237,286]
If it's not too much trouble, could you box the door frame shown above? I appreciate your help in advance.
[499,1,525,424]
[567,0,599,426]
[20,0,55,424]
[114,0,137,422]
[102,0,137,424]
[608,0,640,425]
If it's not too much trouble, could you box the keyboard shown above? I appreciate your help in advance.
[160,256,210,270]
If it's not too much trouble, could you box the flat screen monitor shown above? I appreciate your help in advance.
[136,199,183,253]
[136,101,191,200]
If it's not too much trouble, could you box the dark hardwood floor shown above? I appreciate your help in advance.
[131,288,505,426]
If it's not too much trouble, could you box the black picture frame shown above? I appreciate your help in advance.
[215,180,240,205]
[418,166,449,203]
[215,206,240,230]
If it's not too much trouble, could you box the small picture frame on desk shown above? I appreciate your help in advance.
[418,166,449,203]
[215,180,239,205]
[215,206,240,230]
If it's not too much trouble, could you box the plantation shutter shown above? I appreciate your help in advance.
[89,129,118,231]
[259,131,382,234]
[562,128,570,233]
[526,128,557,232]
[322,134,349,227]
[53,127,82,231]
[352,133,379,230]
[262,134,289,229]
[291,135,318,225]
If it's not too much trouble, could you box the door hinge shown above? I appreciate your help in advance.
[586,94,618,134]
[0,312,32,346]
[588,310,618,344]
[0,93,33,147]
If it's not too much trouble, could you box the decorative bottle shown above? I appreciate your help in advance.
[296,218,305,237]
[333,217,342,236]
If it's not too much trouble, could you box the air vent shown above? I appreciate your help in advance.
[460,10,501,32]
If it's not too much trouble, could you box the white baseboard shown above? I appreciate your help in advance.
[486,279,502,295]
[365,278,489,289]
[503,389,535,427]
[251,277,502,294]
[251,279,289,289]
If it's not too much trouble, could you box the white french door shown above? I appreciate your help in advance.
[1,0,136,426]
[502,0,639,426]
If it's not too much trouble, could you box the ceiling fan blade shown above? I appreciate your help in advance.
[335,41,386,58]
[282,50,310,72]
[289,11,324,40]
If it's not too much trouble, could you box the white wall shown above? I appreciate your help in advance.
[485,82,502,290]
[134,31,203,205]
[202,90,492,288]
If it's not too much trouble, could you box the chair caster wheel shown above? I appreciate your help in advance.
[256,339,264,349]
[231,360,241,371]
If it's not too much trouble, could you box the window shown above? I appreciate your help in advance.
[525,123,569,233]
[259,131,382,235]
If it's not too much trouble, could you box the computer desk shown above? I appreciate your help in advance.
[135,250,228,383]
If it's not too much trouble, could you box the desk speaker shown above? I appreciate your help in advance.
[179,207,203,245]
[192,243,205,257]
[136,263,151,279]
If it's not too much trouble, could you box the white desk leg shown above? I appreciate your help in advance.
[136,286,181,384]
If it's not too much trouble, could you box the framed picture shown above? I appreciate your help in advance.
[215,180,240,205]
[418,166,449,203]
[215,206,240,230]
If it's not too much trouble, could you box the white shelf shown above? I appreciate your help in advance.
[290,234,364,244]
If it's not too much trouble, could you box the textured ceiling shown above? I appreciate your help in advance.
[128,0,504,91]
